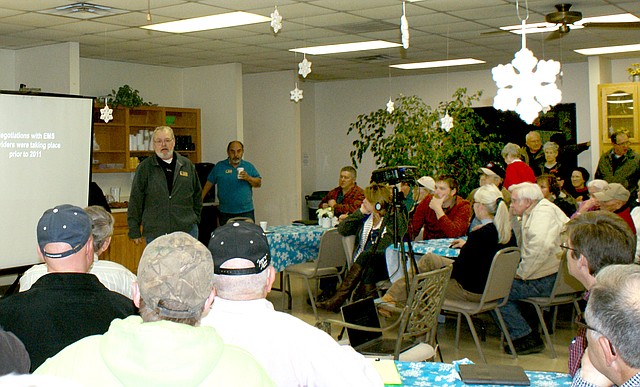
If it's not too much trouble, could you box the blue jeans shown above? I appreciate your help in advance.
[496,273,557,340]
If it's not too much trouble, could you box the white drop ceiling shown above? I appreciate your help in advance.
[0,0,639,81]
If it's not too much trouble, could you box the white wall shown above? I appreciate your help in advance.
[183,63,243,164]
[80,58,183,106]
[16,43,79,94]
[243,70,303,225]
[312,61,591,190]
[0,49,16,90]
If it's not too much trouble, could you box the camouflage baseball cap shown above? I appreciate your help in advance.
[138,232,214,319]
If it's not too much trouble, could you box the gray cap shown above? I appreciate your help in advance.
[593,183,630,203]
[138,232,214,319]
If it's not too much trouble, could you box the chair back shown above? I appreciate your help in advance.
[316,228,348,270]
[397,265,452,353]
[479,247,521,308]
[342,235,356,268]
[548,253,584,299]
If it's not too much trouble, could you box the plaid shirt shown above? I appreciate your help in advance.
[572,371,640,387]
[569,291,590,377]
[318,185,364,216]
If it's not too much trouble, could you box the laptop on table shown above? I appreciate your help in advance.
[340,297,418,357]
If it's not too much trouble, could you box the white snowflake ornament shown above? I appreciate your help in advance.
[400,2,409,49]
[440,113,453,132]
[386,98,395,113]
[298,56,312,78]
[290,83,303,103]
[270,6,282,34]
[100,99,113,123]
[492,47,562,124]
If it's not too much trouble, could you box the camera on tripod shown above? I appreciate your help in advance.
[370,166,417,185]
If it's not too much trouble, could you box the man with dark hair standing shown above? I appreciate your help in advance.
[202,140,262,225]
[35,232,273,386]
[596,131,640,197]
[128,126,202,244]
[563,211,636,376]
[0,204,136,371]
[570,264,640,387]
[319,166,365,219]
[409,175,471,240]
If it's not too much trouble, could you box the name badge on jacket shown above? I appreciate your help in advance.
[180,171,188,177]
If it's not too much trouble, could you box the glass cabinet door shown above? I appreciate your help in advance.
[601,84,638,144]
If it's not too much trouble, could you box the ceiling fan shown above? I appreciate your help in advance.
[545,3,640,40]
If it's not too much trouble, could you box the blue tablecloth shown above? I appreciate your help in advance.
[394,361,572,386]
[266,225,326,272]
[390,238,462,258]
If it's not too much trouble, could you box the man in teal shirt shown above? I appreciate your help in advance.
[202,141,262,225]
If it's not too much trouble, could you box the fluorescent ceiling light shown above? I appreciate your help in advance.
[390,58,485,70]
[142,11,270,33]
[290,40,401,55]
[500,13,639,35]
[574,43,640,56]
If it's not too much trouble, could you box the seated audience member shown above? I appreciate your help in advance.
[592,183,636,234]
[381,185,516,306]
[319,166,365,219]
[0,204,136,371]
[572,179,609,219]
[409,175,470,240]
[35,232,273,386]
[565,167,590,203]
[0,328,29,375]
[595,130,640,197]
[399,179,430,216]
[563,211,636,377]
[500,182,569,355]
[20,205,137,298]
[537,174,577,218]
[203,222,383,387]
[317,183,408,312]
[502,143,537,189]
[467,162,510,231]
[630,180,640,261]
[540,142,567,178]
[570,264,640,387]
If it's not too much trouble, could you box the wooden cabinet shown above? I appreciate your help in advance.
[92,106,201,173]
[101,212,145,274]
[598,83,640,154]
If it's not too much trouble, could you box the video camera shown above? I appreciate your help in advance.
[370,166,417,185]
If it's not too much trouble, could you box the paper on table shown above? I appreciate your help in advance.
[368,358,402,385]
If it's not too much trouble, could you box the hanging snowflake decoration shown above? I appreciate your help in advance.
[298,56,312,78]
[386,98,395,113]
[492,22,562,124]
[440,113,454,132]
[290,83,303,103]
[400,1,409,49]
[270,6,283,34]
[100,98,113,123]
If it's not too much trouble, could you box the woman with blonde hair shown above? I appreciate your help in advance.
[381,184,515,305]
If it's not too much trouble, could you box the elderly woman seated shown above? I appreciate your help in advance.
[379,184,516,309]
[536,174,577,218]
[317,183,408,313]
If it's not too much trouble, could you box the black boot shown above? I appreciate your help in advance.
[317,263,363,313]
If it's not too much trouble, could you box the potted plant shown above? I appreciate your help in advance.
[347,88,503,197]
[108,85,156,107]
[316,207,335,228]
[628,63,640,82]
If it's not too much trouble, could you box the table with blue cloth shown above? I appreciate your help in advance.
[394,361,572,386]
[265,225,326,272]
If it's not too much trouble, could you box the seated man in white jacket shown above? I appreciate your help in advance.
[203,221,383,387]
[500,182,569,355]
